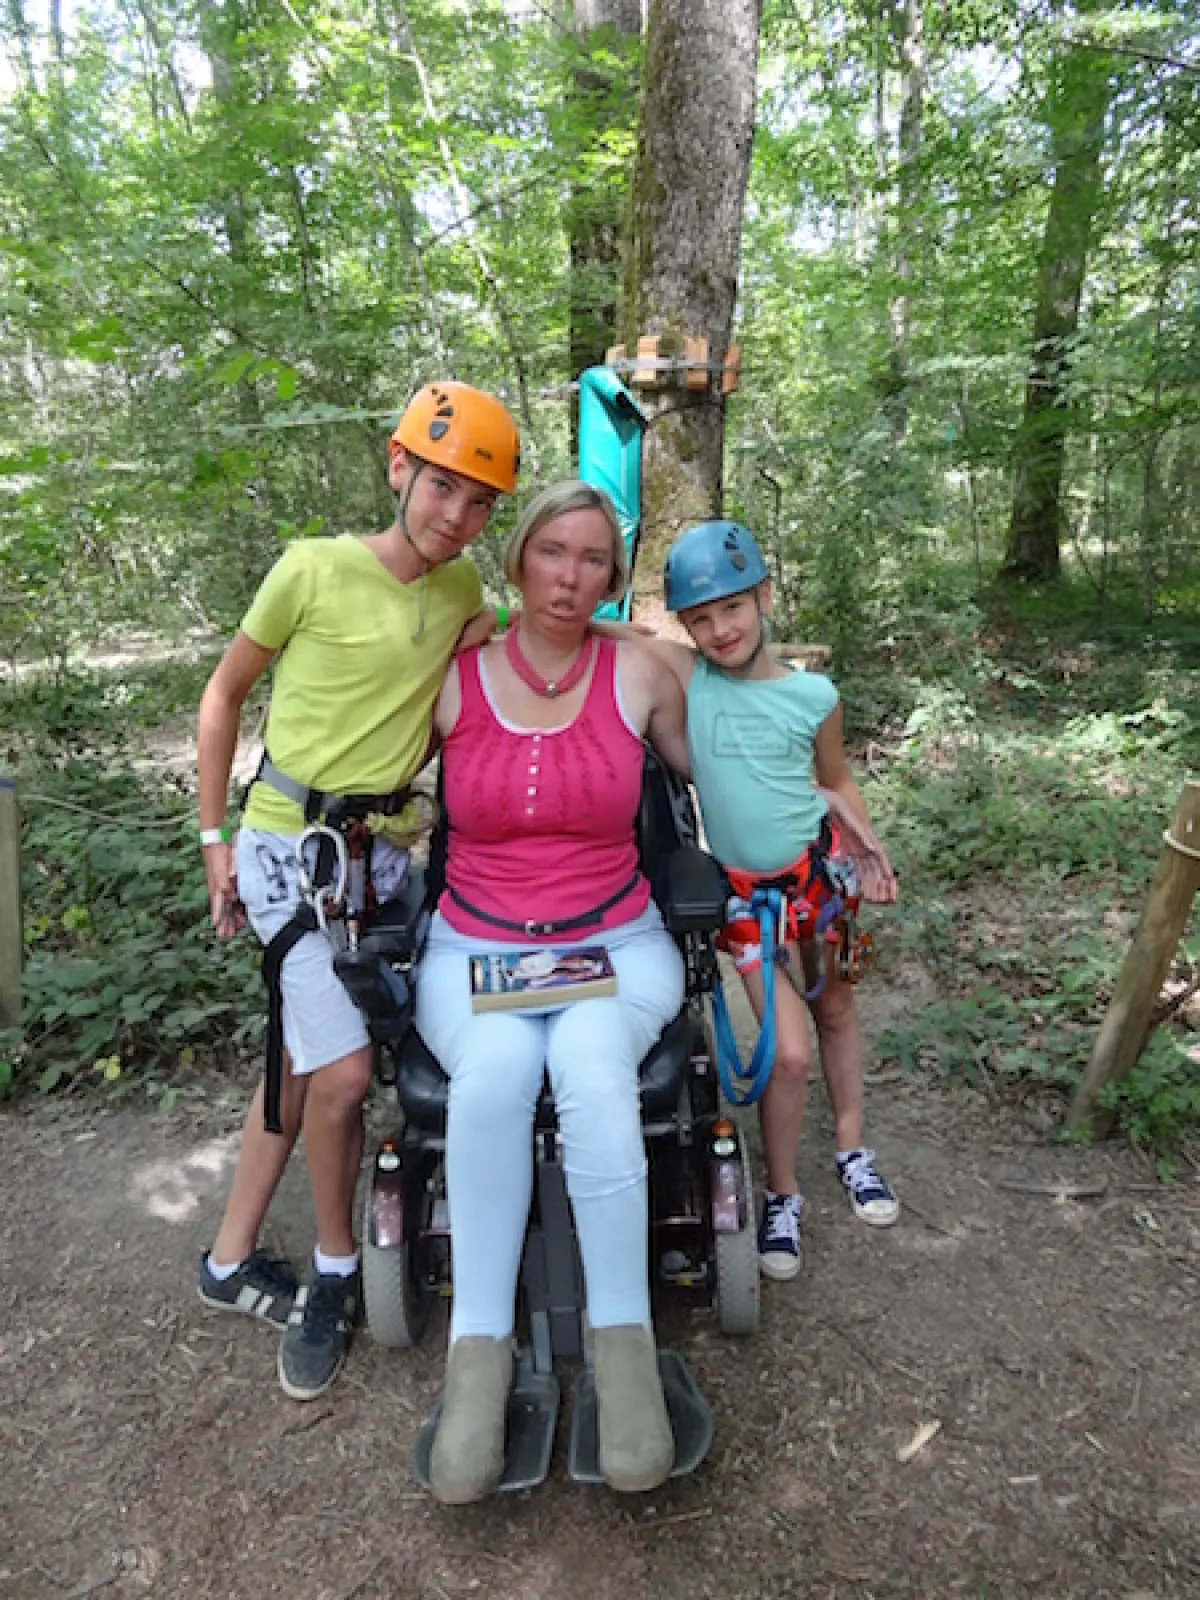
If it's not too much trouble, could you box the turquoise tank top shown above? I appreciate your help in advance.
[686,656,839,873]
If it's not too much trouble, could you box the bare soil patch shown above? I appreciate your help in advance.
[3,993,1199,1600]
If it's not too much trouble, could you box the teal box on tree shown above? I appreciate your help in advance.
[577,366,647,622]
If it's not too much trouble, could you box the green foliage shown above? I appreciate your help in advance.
[13,759,259,1098]
[862,590,1199,1155]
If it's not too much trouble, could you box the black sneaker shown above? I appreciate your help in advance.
[197,1250,298,1329]
[277,1269,360,1401]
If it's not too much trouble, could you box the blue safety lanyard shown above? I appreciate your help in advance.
[711,888,782,1107]
[711,887,847,1107]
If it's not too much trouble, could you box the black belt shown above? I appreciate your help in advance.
[256,755,412,826]
[446,871,642,939]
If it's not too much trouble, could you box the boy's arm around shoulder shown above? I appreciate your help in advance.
[812,704,898,905]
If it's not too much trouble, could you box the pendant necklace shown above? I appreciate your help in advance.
[505,627,595,699]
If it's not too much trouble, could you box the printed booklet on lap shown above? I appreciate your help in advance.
[468,946,617,1013]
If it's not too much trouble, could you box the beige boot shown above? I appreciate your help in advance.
[429,1336,512,1504]
[593,1324,675,1493]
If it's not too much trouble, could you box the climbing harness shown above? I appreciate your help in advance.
[255,757,424,1134]
[709,825,876,1108]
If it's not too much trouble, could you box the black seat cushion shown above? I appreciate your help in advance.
[395,1006,694,1135]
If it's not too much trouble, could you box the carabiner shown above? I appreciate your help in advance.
[297,824,349,910]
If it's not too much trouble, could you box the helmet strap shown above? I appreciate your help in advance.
[393,458,432,640]
[737,592,768,672]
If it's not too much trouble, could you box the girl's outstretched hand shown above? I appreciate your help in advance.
[817,788,898,904]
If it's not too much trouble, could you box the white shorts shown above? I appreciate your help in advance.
[236,828,409,1076]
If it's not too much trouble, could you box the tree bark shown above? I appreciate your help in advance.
[1003,25,1112,583]
[568,0,642,452]
[620,0,761,614]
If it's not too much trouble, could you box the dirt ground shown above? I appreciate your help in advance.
[2,983,1199,1600]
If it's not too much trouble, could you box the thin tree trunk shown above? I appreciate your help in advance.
[1003,25,1112,583]
[885,0,923,440]
[391,0,534,435]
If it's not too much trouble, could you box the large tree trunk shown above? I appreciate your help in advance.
[1003,27,1112,583]
[569,0,642,454]
[619,0,761,615]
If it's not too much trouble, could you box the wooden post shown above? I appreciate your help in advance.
[1068,778,1200,1137]
[0,776,21,1032]
[771,642,833,670]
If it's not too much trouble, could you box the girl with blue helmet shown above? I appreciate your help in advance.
[655,520,900,1279]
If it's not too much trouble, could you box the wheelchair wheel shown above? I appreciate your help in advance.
[713,1127,760,1337]
[361,1177,431,1349]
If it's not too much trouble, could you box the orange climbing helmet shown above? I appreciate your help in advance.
[390,381,520,495]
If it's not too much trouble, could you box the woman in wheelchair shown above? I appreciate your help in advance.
[414,480,691,1503]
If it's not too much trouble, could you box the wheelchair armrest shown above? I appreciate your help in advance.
[655,845,728,934]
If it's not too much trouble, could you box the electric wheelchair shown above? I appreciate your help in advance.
[335,750,759,1491]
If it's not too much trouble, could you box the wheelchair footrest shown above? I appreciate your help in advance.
[411,1349,560,1495]
[566,1349,713,1484]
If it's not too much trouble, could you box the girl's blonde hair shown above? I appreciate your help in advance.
[504,480,627,605]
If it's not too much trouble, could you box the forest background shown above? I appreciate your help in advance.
[1,0,1197,1161]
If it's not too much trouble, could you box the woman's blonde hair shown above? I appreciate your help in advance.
[503,480,628,605]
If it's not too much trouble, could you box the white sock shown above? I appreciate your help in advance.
[205,1253,243,1281]
[314,1247,359,1278]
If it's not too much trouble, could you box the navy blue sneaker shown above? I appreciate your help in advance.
[837,1148,900,1226]
[197,1250,298,1329]
[757,1191,803,1281]
[278,1269,360,1401]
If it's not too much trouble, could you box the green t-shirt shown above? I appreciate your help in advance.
[686,657,839,874]
[241,534,482,834]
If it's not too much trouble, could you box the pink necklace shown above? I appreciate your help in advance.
[505,627,596,699]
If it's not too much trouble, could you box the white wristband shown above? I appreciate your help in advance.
[200,827,231,847]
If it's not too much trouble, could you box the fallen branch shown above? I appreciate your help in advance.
[996,1177,1109,1200]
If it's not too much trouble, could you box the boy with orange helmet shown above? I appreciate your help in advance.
[196,382,519,1400]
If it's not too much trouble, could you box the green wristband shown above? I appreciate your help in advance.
[200,827,232,847]
[494,603,510,630]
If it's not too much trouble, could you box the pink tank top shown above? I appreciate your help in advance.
[439,638,650,943]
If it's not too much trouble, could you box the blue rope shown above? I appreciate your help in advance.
[711,888,849,1104]
[711,887,781,1107]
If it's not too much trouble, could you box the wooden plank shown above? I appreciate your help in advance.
[771,642,833,670]
[632,334,665,389]
[721,342,741,395]
[0,776,21,1031]
[683,335,709,391]
[1068,778,1200,1136]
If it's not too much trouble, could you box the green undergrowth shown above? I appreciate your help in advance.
[0,755,260,1107]
[2,612,1198,1165]
[851,600,1199,1167]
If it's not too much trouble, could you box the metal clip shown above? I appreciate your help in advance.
[297,824,349,910]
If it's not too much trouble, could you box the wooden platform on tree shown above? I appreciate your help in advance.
[773,642,833,669]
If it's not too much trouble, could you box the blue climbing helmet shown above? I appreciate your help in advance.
[663,520,769,613]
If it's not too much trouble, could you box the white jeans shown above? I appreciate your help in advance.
[413,905,685,1340]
